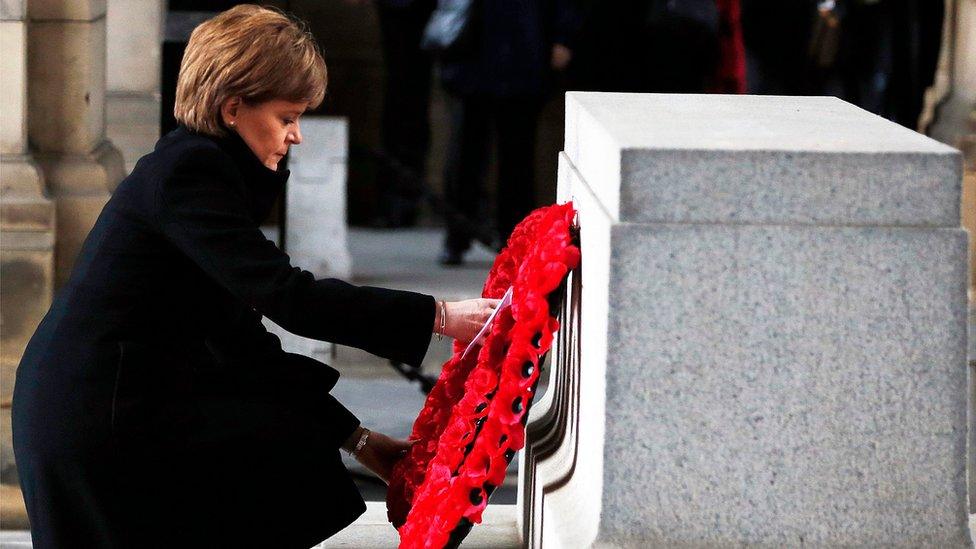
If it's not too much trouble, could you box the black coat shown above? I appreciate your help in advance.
[12,127,436,548]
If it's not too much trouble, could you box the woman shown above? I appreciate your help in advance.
[12,5,497,548]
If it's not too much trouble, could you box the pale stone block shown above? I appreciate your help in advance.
[30,140,121,288]
[0,248,54,393]
[286,176,351,278]
[34,140,124,195]
[955,0,976,103]
[106,93,160,173]
[0,155,44,196]
[970,302,976,512]
[29,0,105,21]
[0,21,26,154]
[0,185,55,383]
[970,301,975,364]
[54,193,109,288]
[285,117,352,279]
[292,115,348,167]
[598,222,968,547]
[28,18,108,154]
[0,485,28,530]
[537,153,971,547]
[1,409,14,484]
[291,157,340,182]
[0,195,55,234]
[964,170,975,291]
[0,0,24,20]
[106,0,163,94]
[565,93,962,227]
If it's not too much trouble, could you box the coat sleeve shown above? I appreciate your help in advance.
[156,146,436,368]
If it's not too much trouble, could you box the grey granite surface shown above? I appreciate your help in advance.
[0,0,23,20]
[565,93,962,227]
[599,221,970,547]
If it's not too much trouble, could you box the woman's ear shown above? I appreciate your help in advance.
[220,96,242,126]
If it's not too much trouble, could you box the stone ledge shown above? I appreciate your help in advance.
[0,157,44,196]
[33,140,124,195]
[0,197,54,235]
[0,232,53,251]
[0,484,28,531]
[28,0,106,22]
[0,0,24,21]
[0,502,518,547]
[969,299,975,364]
[566,93,962,227]
[314,502,519,548]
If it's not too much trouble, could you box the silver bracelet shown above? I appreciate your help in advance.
[436,300,446,341]
[352,428,370,457]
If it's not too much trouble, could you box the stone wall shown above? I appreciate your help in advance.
[522,93,971,547]
[28,0,124,288]
[1,0,55,495]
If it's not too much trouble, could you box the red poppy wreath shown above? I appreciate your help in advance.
[387,202,580,549]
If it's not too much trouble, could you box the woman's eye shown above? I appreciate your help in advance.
[283,119,294,125]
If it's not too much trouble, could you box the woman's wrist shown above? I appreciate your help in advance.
[434,299,447,340]
[342,426,366,453]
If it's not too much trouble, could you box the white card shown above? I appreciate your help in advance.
[461,286,513,360]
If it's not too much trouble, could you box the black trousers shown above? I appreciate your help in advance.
[375,0,436,225]
[442,94,543,252]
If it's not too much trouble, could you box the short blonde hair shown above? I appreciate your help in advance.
[174,4,327,136]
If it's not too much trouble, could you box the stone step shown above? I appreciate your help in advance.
[314,502,519,548]
[0,502,520,548]
[0,484,28,531]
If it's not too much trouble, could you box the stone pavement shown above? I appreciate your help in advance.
[0,504,521,549]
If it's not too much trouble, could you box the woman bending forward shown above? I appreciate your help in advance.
[12,5,496,547]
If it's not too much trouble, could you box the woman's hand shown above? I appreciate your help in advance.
[435,298,502,343]
[348,428,415,484]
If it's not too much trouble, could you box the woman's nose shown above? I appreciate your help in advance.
[289,122,302,145]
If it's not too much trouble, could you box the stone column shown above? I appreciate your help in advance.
[521,93,970,547]
[28,0,124,288]
[0,0,55,487]
[285,116,353,280]
[929,0,976,513]
[105,0,164,173]
[931,0,976,293]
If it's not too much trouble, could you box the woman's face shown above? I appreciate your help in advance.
[221,97,309,171]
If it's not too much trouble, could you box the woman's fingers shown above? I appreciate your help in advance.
[442,297,506,342]
[480,298,502,321]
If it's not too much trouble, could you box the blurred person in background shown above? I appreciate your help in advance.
[13,6,498,547]
[742,0,943,130]
[437,0,581,266]
[568,0,745,94]
[347,0,437,228]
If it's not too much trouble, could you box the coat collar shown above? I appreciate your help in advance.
[212,127,290,223]
[165,126,289,224]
